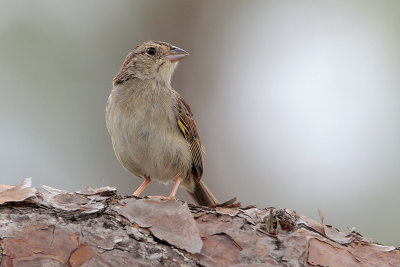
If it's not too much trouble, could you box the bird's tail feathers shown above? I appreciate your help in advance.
[188,180,219,206]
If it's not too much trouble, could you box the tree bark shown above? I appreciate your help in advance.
[0,179,398,267]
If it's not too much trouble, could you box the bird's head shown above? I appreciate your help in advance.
[113,40,189,85]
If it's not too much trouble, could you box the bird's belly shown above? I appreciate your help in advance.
[110,110,192,183]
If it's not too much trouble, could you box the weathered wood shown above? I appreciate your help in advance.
[0,179,398,266]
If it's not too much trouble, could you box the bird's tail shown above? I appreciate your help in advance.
[188,180,219,207]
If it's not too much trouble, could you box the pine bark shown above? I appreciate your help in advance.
[0,179,399,266]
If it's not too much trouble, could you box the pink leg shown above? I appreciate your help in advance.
[147,177,182,201]
[133,176,151,197]
[168,177,182,199]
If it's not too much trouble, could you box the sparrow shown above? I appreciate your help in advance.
[106,40,218,206]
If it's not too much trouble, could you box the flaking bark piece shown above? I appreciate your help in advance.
[237,207,262,225]
[1,223,77,265]
[113,198,203,254]
[296,213,325,235]
[210,197,241,208]
[69,244,96,267]
[0,178,36,205]
[200,233,242,266]
[215,207,239,216]
[76,186,117,196]
[40,185,110,214]
[318,209,359,245]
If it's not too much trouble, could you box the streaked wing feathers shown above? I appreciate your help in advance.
[175,93,204,181]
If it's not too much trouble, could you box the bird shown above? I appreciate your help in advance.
[106,40,219,206]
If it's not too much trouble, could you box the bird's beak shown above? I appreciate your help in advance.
[164,46,189,62]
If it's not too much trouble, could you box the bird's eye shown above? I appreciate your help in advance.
[146,47,156,56]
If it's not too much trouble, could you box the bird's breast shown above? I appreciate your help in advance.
[106,83,192,181]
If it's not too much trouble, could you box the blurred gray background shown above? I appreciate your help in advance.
[1,1,400,245]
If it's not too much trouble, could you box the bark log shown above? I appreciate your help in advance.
[0,179,398,267]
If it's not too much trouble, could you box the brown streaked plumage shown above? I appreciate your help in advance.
[176,93,203,181]
[106,40,218,206]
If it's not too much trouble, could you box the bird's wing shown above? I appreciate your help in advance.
[175,93,204,182]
